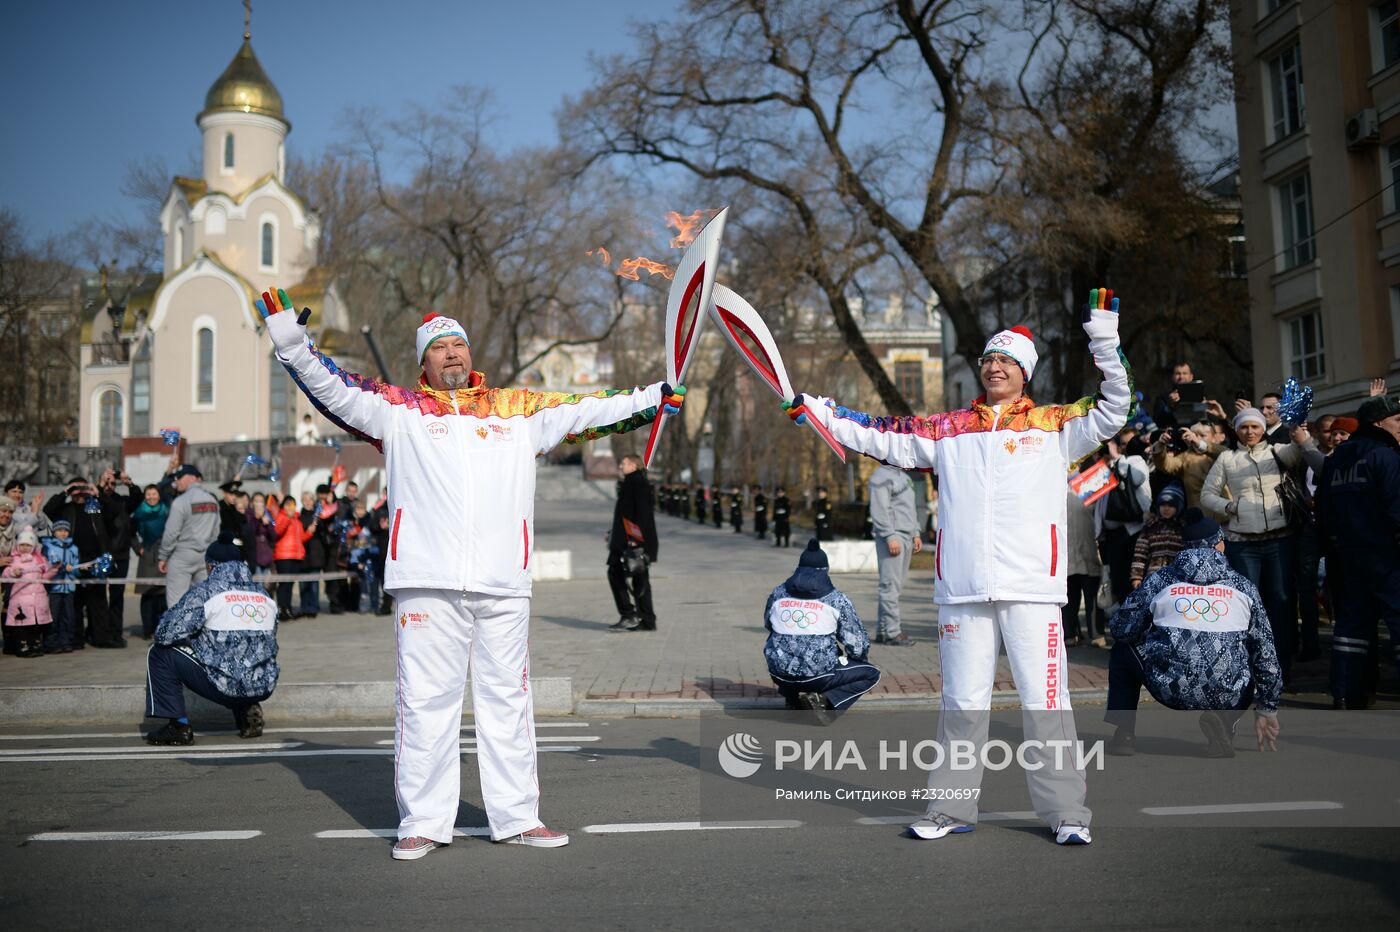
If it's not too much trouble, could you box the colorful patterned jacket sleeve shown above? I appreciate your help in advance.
[526,383,665,453]
[804,398,942,471]
[274,338,395,445]
[833,592,870,662]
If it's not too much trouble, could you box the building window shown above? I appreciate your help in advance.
[260,221,275,270]
[1277,172,1315,269]
[1287,312,1325,381]
[173,225,184,269]
[1380,1,1400,71]
[98,389,123,444]
[269,358,294,438]
[1268,44,1305,140]
[1262,0,1285,14]
[1387,143,1400,214]
[223,132,235,170]
[131,338,151,436]
[894,360,925,410]
[196,325,214,406]
[206,206,226,236]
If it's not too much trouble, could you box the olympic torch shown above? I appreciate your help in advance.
[642,208,729,468]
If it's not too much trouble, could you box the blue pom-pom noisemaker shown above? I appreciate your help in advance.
[1277,377,1313,426]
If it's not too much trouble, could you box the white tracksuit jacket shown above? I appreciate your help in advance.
[807,309,1132,606]
[269,324,665,596]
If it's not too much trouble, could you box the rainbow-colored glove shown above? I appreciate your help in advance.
[255,286,313,352]
[660,383,686,415]
[1081,287,1121,340]
[782,393,810,426]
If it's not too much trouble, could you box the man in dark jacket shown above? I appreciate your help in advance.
[729,487,744,534]
[98,468,140,642]
[772,487,791,547]
[813,487,833,542]
[1315,394,1400,709]
[607,455,659,632]
[44,476,119,647]
[752,486,768,540]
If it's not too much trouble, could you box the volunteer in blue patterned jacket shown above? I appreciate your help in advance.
[143,532,279,746]
[763,539,879,715]
[1108,508,1282,758]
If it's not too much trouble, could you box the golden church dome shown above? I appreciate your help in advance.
[198,38,288,126]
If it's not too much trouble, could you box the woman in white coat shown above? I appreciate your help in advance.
[1200,407,1322,677]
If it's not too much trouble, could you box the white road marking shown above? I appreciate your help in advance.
[315,827,493,839]
[0,723,590,741]
[583,820,802,834]
[0,742,304,757]
[29,831,262,842]
[1142,801,1343,816]
[1,747,583,763]
[371,736,598,745]
[855,811,1037,826]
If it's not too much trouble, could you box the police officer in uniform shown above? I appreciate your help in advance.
[772,487,792,547]
[814,486,834,542]
[694,485,707,525]
[729,487,744,533]
[711,486,723,528]
[752,486,768,540]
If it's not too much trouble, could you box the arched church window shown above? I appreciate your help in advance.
[223,132,235,170]
[197,326,214,405]
[260,222,275,269]
[98,389,123,444]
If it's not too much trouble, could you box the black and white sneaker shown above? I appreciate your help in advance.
[234,703,265,739]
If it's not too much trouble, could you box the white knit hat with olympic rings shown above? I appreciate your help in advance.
[981,326,1038,381]
[416,313,470,363]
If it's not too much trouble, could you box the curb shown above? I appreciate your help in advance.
[0,677,575,726]
[576,687,1110,719]
[0,681,1108,725]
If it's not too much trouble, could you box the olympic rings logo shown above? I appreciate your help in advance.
[230,603,271,623]
[778,608,815,629]
[1173,597,1229,623]
[425,318,459,333]
[987,334,1015,347]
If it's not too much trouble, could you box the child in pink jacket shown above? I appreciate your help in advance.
[4,528,57,657]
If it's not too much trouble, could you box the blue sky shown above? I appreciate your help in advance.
[1,0,680,240]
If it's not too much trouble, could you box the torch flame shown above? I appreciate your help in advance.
[586,246,612,266]
[665,209,720,249]
[615,256,675,281]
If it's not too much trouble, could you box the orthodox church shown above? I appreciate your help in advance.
[77,24,350,445]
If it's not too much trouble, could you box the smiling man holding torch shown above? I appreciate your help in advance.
[256,287,683,860]
[784,288,1134,846]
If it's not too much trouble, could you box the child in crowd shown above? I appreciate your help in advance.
[3,528,57,657]
[349,530,381,614]
[763,539,880,720]
[41,520,80,653]
[1130,482,1186,589]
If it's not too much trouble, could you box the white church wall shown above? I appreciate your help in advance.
[199,111,286,197]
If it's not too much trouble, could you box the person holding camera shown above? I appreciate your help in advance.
[44,476,120,648]
[97,468,139,642]
[1152,425,1224,510]
[607,455,658,632]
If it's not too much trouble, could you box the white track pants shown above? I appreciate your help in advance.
[928,600,1091,827]
[393,589,540,842]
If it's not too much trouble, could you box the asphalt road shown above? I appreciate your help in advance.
[2,717,1397,930]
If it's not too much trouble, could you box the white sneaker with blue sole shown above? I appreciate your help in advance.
[1055,822,1092,845]
[906,813,975,840]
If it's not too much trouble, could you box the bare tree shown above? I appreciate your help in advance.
[316,88,653,386]
[0,209,80,445]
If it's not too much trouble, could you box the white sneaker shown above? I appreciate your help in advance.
[906,813,975,840]
[391,836,443,860]
[1055,822,1092,845]
[502,826,570,847]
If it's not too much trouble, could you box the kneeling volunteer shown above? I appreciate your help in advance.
[1107,508,1282,758]
[764,539,880,718]
[143,532,279,745]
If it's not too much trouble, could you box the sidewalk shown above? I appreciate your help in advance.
[0,473,1339,723]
